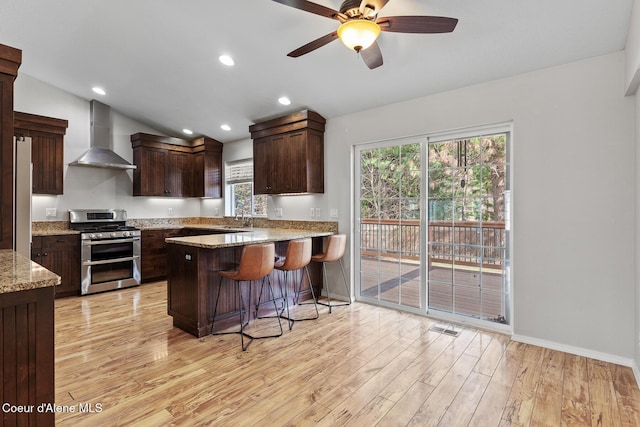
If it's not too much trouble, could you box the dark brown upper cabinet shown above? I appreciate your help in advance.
[14,112,69,195]
[0,43,21,250]
[131,133,222,198]
[249,109,325,195]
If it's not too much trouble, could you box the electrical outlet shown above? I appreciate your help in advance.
[330,208,338,218]
[315,208,321,218]
[275,208,283,217]
[213,208,220,216]
[45,208,56,217]
[310,208,315,218]
[168,208,173,216]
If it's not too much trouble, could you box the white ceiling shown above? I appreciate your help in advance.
[0,0,634,142]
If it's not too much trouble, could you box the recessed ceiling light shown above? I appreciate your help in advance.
[219,55,235,66]
[278,96,291,106]
[220,124,231,131]
[182,128,193,135]
[92,87,106,96]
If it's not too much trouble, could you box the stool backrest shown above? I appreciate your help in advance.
[235,243,275,281]
[280,238,312,270]
[321,234,346,262]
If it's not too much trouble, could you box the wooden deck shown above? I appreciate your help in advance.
[359,256,506,322]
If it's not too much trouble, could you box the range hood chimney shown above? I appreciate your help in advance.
[69,100,136,170]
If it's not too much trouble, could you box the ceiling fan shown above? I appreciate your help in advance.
[272,0,458,69]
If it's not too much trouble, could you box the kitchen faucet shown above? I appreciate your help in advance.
[235,203,252,227]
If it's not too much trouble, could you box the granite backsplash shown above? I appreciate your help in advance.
[33,217,339,234]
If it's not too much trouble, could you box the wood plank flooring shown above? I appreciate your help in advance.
[54,281,640,426]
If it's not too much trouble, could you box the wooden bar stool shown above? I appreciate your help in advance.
[274,238,317,330]
[211,243,282,351]
[311,234,350,313]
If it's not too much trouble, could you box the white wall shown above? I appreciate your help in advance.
[324,52,635,361]
[626,0,640,378]
[14,74,202,221]
[626,0,640,95]
[635,87,640,379]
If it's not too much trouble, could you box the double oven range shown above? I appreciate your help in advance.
[69,209,141,295]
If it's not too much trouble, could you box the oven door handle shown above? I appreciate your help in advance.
[83,255,140,266]
[82,238,140,246]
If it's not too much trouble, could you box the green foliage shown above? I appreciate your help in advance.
[360,134,507,222]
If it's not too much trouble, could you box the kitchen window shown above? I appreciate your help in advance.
[226,159,267,217]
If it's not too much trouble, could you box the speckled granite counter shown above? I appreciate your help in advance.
[0,250,60,294]
[32,221,79,236]
[165,227,333,249]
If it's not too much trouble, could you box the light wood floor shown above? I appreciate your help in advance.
[54,281,640,426]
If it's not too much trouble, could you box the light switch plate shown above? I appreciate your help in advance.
[330,209,338,218]
[275,208,283,217]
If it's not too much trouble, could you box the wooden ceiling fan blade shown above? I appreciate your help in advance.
[378,16,458,33]
[287,31,339,57]
[272,0,345,21]
[361,41,383,69]
[360,0,390,16]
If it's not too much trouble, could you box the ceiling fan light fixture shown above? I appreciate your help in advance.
[337,19,381,52]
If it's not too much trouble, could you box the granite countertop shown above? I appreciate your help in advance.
[0,250,60,294]
[165,228,334,249]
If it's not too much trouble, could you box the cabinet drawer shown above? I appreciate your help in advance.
[42,234,78,248]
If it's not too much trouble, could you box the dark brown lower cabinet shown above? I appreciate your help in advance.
[32,235,80,298]
[0,286,55,426]
[141,228,226,283]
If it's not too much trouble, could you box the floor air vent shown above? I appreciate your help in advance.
[429,324,461,337]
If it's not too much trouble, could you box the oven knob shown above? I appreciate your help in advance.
[122,231,130,237]
[96,233,103,239]
[111,232,117,238]
[89,233,96,239]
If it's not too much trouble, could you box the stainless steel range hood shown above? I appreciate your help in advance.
[69,100,136,170]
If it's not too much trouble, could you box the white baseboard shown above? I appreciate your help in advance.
[512,333,635,368]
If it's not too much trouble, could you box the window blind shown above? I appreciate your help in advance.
[225,160,253,184]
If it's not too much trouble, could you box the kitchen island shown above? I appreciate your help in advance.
[0,250,60,426]
[165,228,334,338]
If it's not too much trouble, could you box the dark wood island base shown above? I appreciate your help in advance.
[166,230,332,338]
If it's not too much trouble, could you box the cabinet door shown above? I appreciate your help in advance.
[40,235,80,297]
[192,152,204,197]
[281,131,307,193]
[141,230,167,282]
[30,130,64,194]
[0,74,15,250]
[137,147,167,196]
[253,137,274,194]
[203,149,222,198]
[166,151,191,197]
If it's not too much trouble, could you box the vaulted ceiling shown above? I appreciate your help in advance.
[0,0,634,142]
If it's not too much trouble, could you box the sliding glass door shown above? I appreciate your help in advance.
[355,126,511,327]
[356,140,424,310]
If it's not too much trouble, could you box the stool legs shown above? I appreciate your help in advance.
[279,266,319,329]
[212,275,283,351]
[317,258,351,314]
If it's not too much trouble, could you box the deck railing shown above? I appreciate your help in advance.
[360,219,506,268]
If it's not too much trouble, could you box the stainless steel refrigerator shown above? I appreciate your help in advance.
[13,136,32,258]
